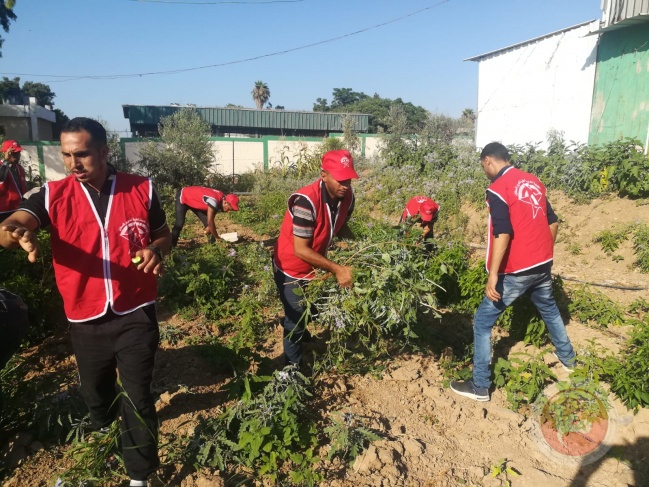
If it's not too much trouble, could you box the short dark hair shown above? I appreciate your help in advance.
[480,142,510,162]
[61,117,107,146]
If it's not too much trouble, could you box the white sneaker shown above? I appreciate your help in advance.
[553,352,575,373]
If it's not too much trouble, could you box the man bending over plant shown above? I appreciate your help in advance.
[273,150,358,366]
[171,186,239,247]
[400,195,439,251]
[450,142,576,402]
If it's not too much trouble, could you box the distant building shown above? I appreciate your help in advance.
[0,95,56,141]
[122,105,369,138]
[468,0,649,150]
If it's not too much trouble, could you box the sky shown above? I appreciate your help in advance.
[1,0,603,135]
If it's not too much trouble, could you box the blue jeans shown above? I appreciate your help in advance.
[472,271,575,389]
[273,265,311,365]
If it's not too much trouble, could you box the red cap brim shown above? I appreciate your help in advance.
[326,167,359,181]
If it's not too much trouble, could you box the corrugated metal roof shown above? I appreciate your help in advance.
[464,20,599,62]
[122,105,369,132]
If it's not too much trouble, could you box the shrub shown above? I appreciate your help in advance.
[568,286,626,327]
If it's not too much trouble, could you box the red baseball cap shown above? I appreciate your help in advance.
[420,201,439,222]
[225,193,239,211]
[1,140,22,153]
[321,150,359,181]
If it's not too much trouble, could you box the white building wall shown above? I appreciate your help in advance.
[211,140,264,174]
[475,21,600,149]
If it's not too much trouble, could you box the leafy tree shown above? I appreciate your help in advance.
[0,77,57,108]
[313,88,428,133]
[137,108,215,190]
[0,75,19,101]
[0,1,17,58]
[330,88,368,109]
[96,117,132,173]
[251,80,270,110]
[22,81,55,107]
[461,108,476,124]
[312,98,329,112]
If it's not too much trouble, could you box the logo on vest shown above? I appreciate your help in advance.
[340,156,350,167]
[416,196,427,204]
[514,180,544,219]
[119,218,150,255]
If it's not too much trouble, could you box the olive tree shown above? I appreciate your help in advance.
[137,108,215,190]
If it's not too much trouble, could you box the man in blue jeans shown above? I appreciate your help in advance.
[450,142,576,402]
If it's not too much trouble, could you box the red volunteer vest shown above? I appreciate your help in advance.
[401,196,439,222]
[180,186,224,212]
[46,173,158,322]
[0,164,27,214]
[274,179,354,280]
[486,166,554,274]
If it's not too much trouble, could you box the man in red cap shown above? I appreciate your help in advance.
[171,186,239,247]
[400,196,440,250]
[0,140,27,223]
[273,149,358,365]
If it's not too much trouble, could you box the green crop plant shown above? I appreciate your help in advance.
[601,318,649,411]
[159,322,185,346]
[324,411,381,462]
[493,350,557,411]
[568,285,626,327]
[159,244,238,320]
[593,227,631,254]
[632,223,649,272]
[489,458,520,487]
[56,419,124,486]
[627,297,649,318]
[186,367,322,485]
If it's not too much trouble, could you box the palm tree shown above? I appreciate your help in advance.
[251,80,270,109]
[461,108,476,123]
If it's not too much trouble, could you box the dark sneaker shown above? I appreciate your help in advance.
[450,380,490,402]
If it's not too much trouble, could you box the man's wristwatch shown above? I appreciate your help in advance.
[146,245,163,261]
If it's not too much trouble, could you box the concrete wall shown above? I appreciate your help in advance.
[21,134,384,184]
[0,116,30,140]
[589,22,649,147]
[474,21,600,149]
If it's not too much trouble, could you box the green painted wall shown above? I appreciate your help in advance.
[589,22,649,147]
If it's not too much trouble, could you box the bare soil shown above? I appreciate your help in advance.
[3,195,649,487]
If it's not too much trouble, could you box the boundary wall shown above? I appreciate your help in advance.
[20,134,383,183]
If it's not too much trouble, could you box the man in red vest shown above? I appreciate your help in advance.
[0,118,171,487]
[273,149,357,365]
[400,196,440,248]
[450,142,576,402]
[171,186,239,247]
[0,140,28,223]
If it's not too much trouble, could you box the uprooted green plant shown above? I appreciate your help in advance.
[302,238,441,372]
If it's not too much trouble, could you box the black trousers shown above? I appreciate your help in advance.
[70,305,160,481]
[171,189,210,247]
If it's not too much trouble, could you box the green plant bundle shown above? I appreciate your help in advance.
[601,318,649,411]
[188,367,322,485]
[303,239,441,371]
[324,411,381,461]
[493,351,557,411]
[568,285,626,327]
